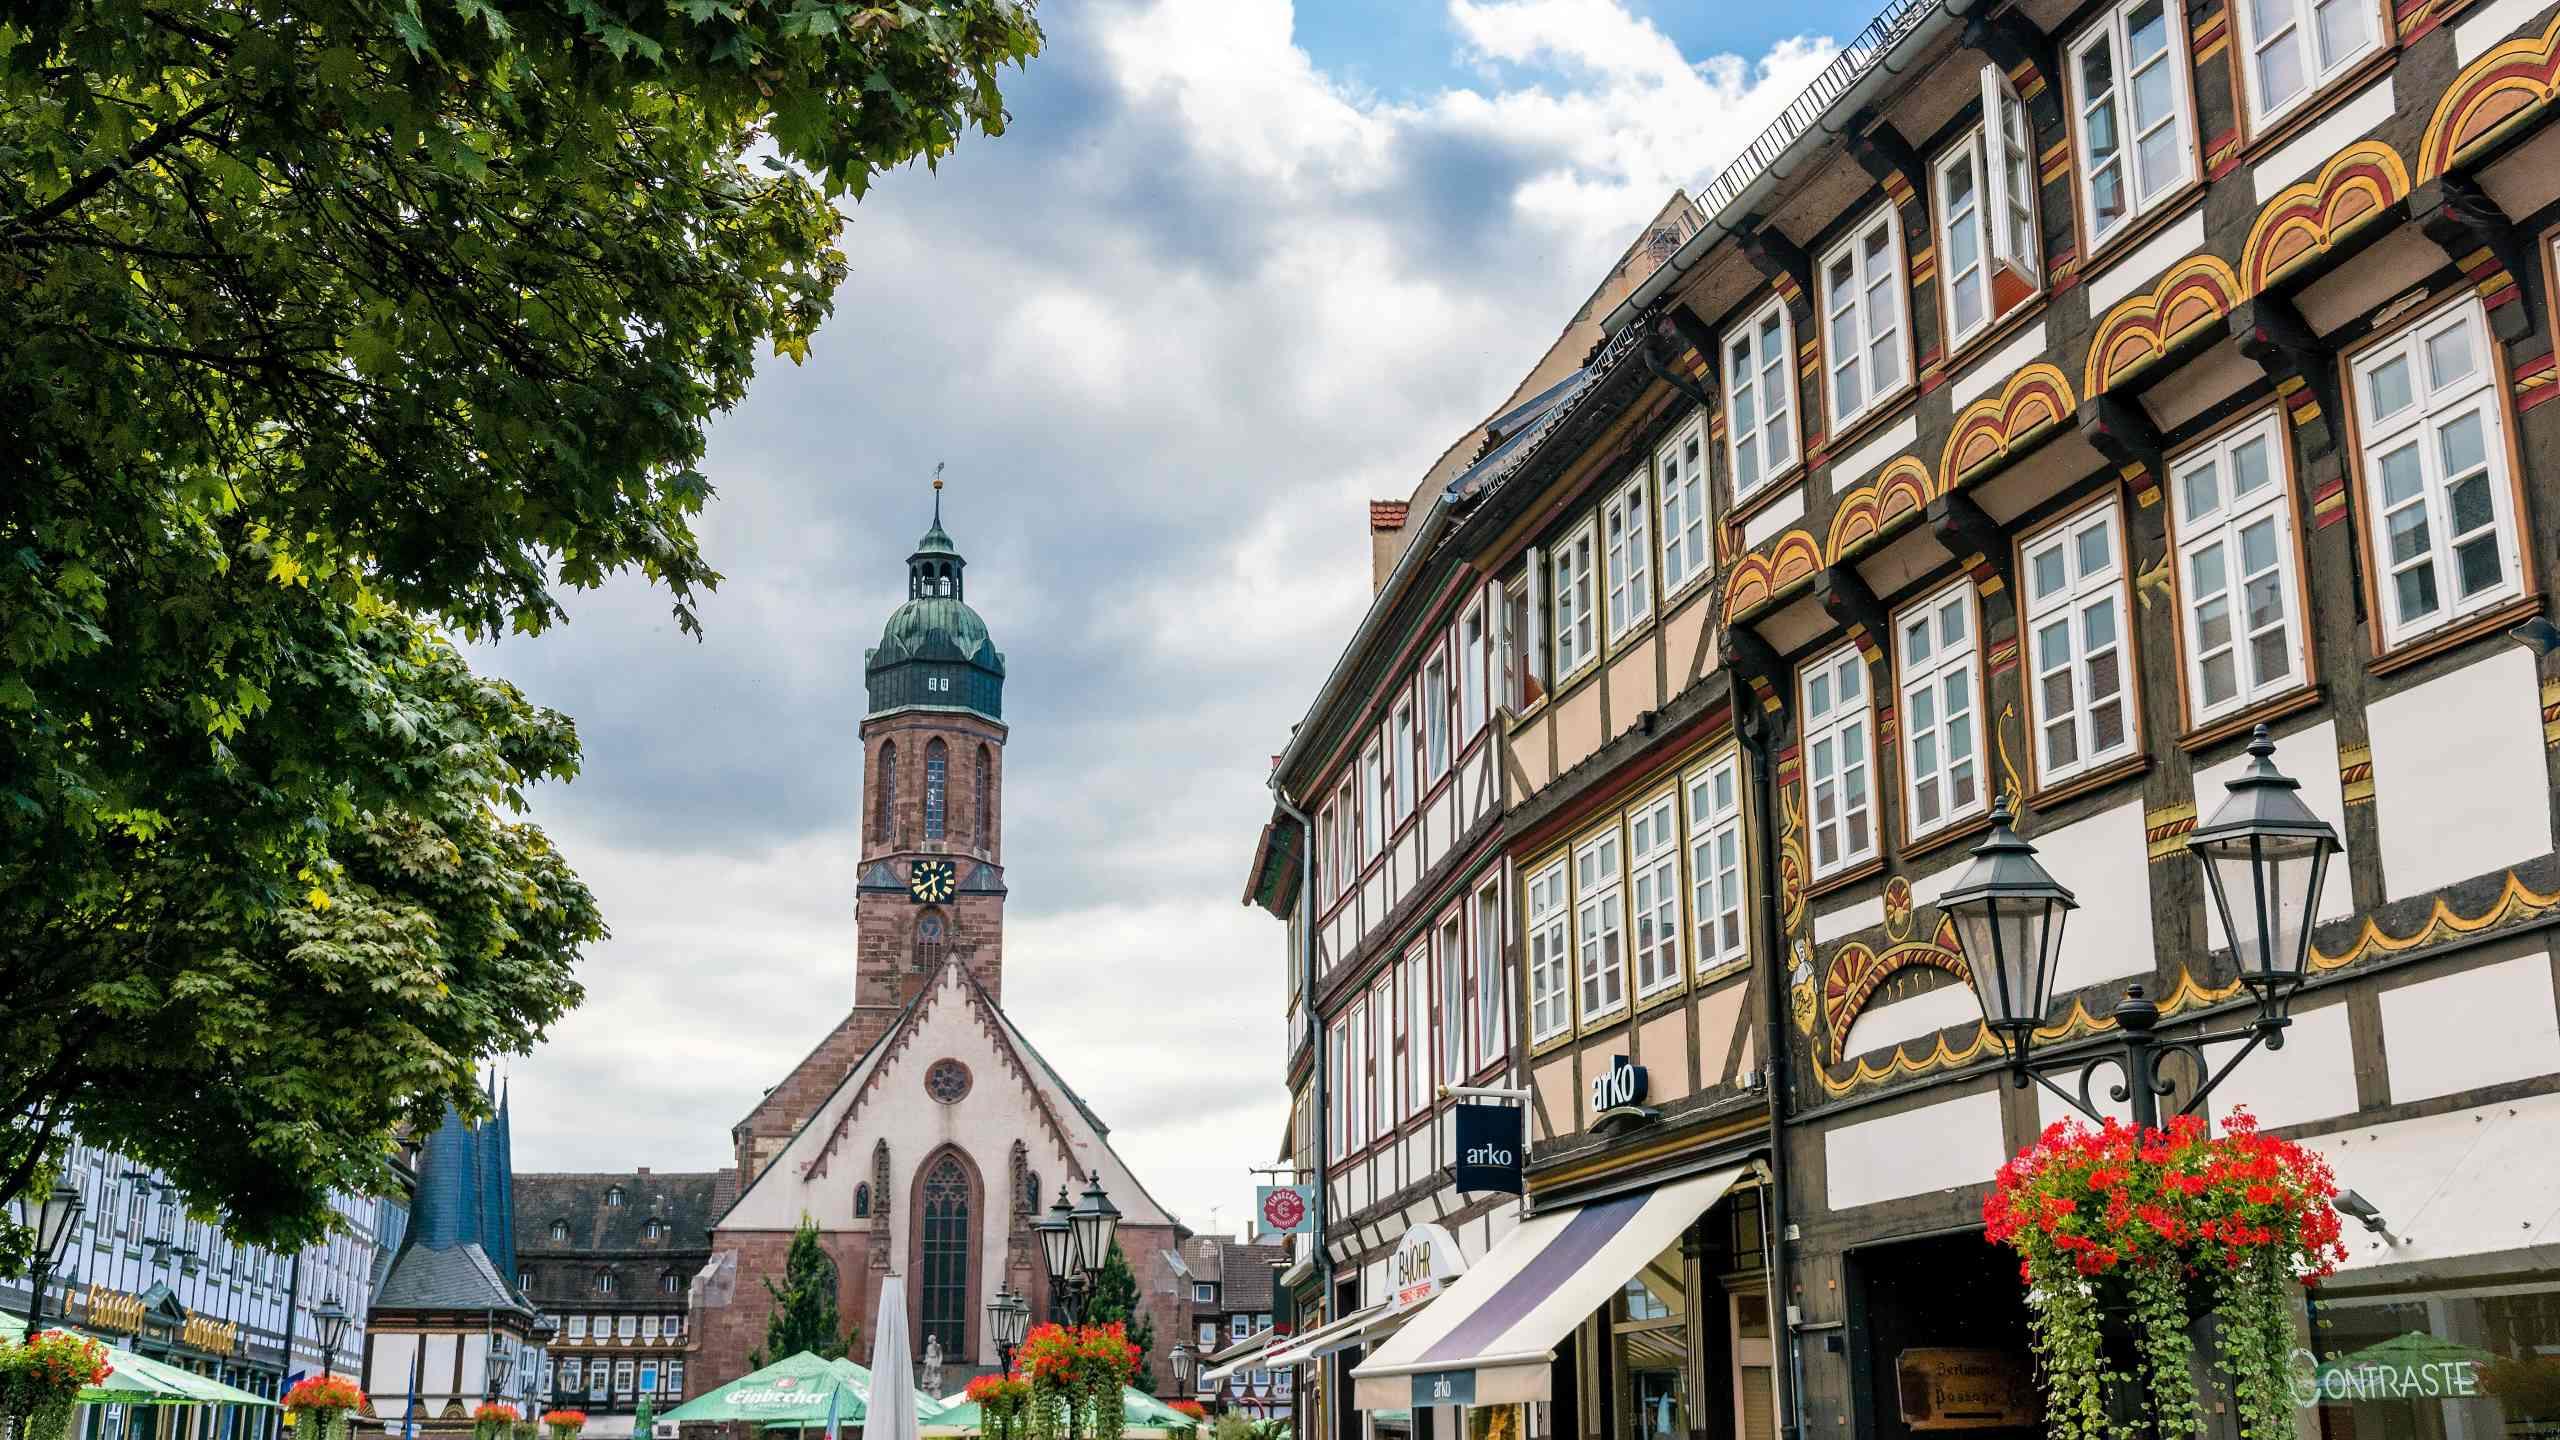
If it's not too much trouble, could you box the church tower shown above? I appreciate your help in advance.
[852,482,1010,1014]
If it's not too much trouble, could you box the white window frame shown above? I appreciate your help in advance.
[1895,582,1988,840]
[1799,645,1878,878]
[2022,498,2140,784]
[2352,293,2524,647]
[1820,208,1911,430]
[568,1316,588,1341]
[1472,879,1504,1069]
[1573,828,1628,1025]
[1460,600,1488,737]
[1499,573,1543,714]
[1627,790,1683,999]
[1983,65,2042,292]
[2067,0,2197,249]
[1325,1017,1346,1159]
[1685,754,1748,977]
[1657,417,1711,598]
[2235,0,2382,129]
[1402,948,1429,1121]
[1391,701,1416,819]
[1423,653,1451,780]
[1933,131,1996,346]
[562,1359,582,1390]
[1437,914,1465,1087]
[1552,521,1598,679]
[1334,777,1357,892]
[1725,296,1799,500]
[1526,860,1571,1043]
[2172,412,2309,722]
[1603,472,1654,641]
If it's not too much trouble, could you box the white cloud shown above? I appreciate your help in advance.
[492,0,1849,1238]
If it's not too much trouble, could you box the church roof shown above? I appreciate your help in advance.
[865,495,1005,721]
[375,1093,533,1317]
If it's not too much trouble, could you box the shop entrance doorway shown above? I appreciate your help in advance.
[1845,1232,2038,1440]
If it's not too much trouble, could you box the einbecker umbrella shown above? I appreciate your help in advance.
[656,1351,870,1428]
[865,1276,919,1440]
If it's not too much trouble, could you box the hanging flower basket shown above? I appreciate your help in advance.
[283,1372,369,1440]
[1984,1111,2346,1440]
[541,1408,590,1440]
[0,1330,113,1440]
[1016,1324,1139,1440]
[968,1375,1033,1440]
[473,1401,523,1440]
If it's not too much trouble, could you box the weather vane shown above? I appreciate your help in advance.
[932,460,945,522]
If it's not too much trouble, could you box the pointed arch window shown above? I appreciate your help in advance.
[924,740,948,839]
[915,910,946,972]
[854,1183,871,1219]
[974,746,993,847]
[876,742,899,841]
[919,1153,971,1360]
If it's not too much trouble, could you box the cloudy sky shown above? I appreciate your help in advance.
[487,0,1877,1237]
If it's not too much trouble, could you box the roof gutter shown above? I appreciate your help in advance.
[1600,0,1987,337]
[1265,493,1457,788]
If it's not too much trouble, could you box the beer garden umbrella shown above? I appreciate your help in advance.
[657,1351,874,1428]
[0,1312,272,1407]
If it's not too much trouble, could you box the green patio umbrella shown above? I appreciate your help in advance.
[2308,1332,2496,1404]
[0,1313,269,1406]
[662,1351,924,1430]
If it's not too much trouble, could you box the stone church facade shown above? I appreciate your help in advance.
[682,493,1190,1396]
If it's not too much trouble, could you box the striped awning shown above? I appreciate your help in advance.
[1201,1329,1277,1385]
[1351,1167,1745,1410]
[1266,1302,1392,1369]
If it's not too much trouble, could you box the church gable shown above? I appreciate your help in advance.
[713,960,1175,1235]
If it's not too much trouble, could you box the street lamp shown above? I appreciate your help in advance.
[1033,1178,1119,1325]
[1942,726,2341,1128]
[987,1288,1029,1374]
[313,1296,352,1379]
[1170,1343,1196,1394]
[20,1180,86,1334]
[1069,1177,1120,1280]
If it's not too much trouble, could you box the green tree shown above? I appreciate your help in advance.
[0,0,1041,1259]
[752,1215,856,1367]
[1084,1241,1156,1392]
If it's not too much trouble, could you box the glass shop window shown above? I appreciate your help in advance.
[2302,1281,2560,1440]
[1611,1239,1688,1440]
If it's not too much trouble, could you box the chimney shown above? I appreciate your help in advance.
[1369,500,1410,593]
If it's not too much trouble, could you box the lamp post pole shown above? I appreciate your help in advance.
[1939,725,2343,1127]
[1032,1179,1123,1440]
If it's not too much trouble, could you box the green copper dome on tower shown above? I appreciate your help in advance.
[865,478,1005,720]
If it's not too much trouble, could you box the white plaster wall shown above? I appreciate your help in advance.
[1950,322,2050,409]
[1814,890,1886,944]
[2367,647,2553,901]
[1840,982,1981,1060]
[1823,1090,2008,1211]
[2379,941,2560,1102]
[2193,719,2354,948]
[459,1334,488,1397]
[369,1333,419,1403]
[2457,0,2557,59]
[1741,487,1808,551]
[2199,1001,2358,1131]
[2086,210,2205,310]
[1830,414,1919,489]
[2253,77,2397,199]
[2030,799,2155,994]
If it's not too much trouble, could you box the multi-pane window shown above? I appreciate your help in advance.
[1345,996,1370,1148]
[1658,419,1710,595]
[1438,915,1464,1086]
[665,1361,684,1400]
[1628,793,1683,999]
[923,738,947,840]
[1361,745,1383,859]
[1726,297,1798,499]
[2070,0,2195,246]
[1406,949,1432,1120]
[1369,975,1393,1132]
[1686,756,1747,974]
[1460,602,1488,736]
[1896,584,1985,837]
[1604,475,1654,640]
[1574,830,1628,1023]
[2237,0,2379,125]
[615,1361,635,1397]
[2174,414,2306,720]
[1500,574,1543,712]
[1334,778,1356,890]
[1935,138,1992,342]
[561,1359,581,1392]
[1392,703,1415,818]
[2023,500,2137,782]
[1473,882,1503,1066]
[1822,211,1908,426]
[1553,522,1598,677]
[1984,67,2041,293]
[1801,647,1876,877]
[2352,295,2523,647]
[919,1153,971,1359]
[1424,655,1451,779]
[1325,1018,1346,1158]
[1527,860,1571,1041]
[639,1362,659,1395]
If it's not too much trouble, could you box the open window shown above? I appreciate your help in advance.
[1980,64,2041,310]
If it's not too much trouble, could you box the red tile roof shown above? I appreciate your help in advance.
[1369,500,1409,532]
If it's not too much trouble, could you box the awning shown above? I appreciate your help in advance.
[1202,1329,1277,1385]
[2309,1090,2560,1283]
[1266,1302,1392,1369]
[1351,1166,1745,1410]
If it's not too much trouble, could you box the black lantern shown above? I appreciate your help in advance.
[1068,1177,1119,1279]
[20,1180,85,1333]
[1171,1343,1196,1391]
[1034,1187,1076,1287]
[314,1295,352,1377]
[2188,725,2339,1008]
[1940,803,2079,1061]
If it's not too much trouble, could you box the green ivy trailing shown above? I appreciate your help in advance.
[1985,1111,2348,1440]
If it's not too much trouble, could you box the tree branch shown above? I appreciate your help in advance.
[2,98,228,237]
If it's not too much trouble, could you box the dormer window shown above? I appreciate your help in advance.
[643,1219,663,1241]
[596,1270,615,1294]
[605,1186,625,1207]
[550,1220,570,1242]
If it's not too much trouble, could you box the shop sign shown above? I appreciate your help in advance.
[2289,1336,2487,1406]
[79,1286,146,1335]
[1258,1185,1315,1235]
[1410,1370,1475,1408]
[1589,1055,1653,1125]
[1451,1105,1523,1195]
[1894,1348,2040,1430]
[182,1312,241,1354]
[1388,1222,1467,1313]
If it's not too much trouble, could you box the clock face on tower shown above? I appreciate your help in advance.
[908,859,956,904]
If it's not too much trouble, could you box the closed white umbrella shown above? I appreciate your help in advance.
[866,1276,920,1440]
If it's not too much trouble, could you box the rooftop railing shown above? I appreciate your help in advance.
[1694,0,1939,219]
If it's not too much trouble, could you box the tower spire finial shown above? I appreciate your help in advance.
[932,460,945,525]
